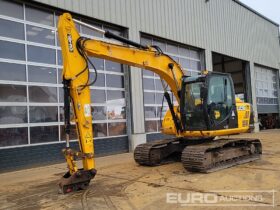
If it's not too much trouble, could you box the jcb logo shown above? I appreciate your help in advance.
[67,34,74,52]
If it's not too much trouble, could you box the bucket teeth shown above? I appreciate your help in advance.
[58,169,97,194]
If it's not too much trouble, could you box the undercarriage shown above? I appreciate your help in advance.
[134,138,262,173]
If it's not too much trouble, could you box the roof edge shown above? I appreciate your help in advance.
[233,0,279,27]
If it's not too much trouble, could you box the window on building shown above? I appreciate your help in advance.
[29,106,58,123]
[0,62,26,81]
[27,45,56,64]
[0,19,24,40]
[0,106,27,124]
[0,1,127,148]
[255,65,279,106]
[0,127,28,147]
[0,0,24,19]
[30,126,58,144]
[26,25,55,45]
[0,40,25,61]
[0,84,27,102]
[28,66,57,84]
[141,35,204,133]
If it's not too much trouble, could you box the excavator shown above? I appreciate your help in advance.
[57,13,262,194]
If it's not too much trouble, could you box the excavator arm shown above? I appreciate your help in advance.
[59,13,184,99]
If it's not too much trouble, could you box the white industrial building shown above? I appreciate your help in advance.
[0,0,279,170]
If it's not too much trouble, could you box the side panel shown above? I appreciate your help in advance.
[236,102,251,130]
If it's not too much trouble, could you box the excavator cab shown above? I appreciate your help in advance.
[180,72,238,131]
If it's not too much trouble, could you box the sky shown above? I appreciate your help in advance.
[240,0,280,25]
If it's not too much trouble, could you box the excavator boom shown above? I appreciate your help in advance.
[57,13,185,193]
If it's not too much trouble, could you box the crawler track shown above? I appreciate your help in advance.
[181,138,262,173]
[134,137,262,173]
[134,138,182,166]
[134,137,214,166]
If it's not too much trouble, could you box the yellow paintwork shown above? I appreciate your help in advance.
[195,98,202,106]
[214,110,221,119]
[64,150,78,174]
[58,13,95,173]
[161,99,252,137]
[58,13,184,173]
[58,13,253,173]
[236,98,251,129]
[84,40,184,102]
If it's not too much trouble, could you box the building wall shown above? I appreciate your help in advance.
[0,136,128,171]
[0,1,130,158]
[34,0,280,133]
[34,0,280,69]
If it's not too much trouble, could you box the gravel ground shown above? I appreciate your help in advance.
[0,129,279,210]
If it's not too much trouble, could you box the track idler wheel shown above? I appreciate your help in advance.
[58,169,97,194]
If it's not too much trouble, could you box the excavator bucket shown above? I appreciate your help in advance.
[58,169,97,194]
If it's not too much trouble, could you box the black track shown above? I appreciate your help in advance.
[181,138,262,173]
[134,138,262,173]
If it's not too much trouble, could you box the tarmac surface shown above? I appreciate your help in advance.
[0,129,279,210]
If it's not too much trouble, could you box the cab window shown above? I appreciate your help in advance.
[207,75,233,121]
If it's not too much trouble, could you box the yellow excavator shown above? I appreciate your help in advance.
[57,13,262,194]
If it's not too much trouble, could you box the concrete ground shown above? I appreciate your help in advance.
[0,130,279,210]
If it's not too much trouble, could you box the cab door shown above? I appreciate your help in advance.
[206,74,238,130]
